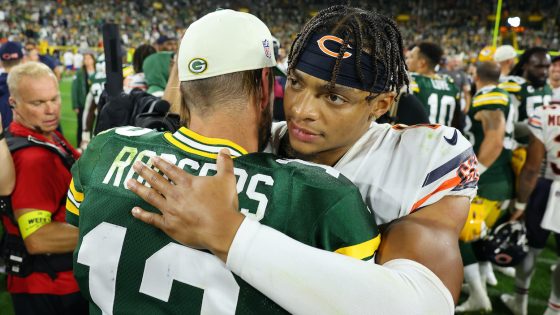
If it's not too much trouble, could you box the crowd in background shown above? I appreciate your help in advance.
[0,0,559,60]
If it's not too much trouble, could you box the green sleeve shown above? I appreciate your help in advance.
[65,130,113,226]
[312,188,380,261]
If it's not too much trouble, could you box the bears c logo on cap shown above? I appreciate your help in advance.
[317,35,352,59]
[188,58,208,74]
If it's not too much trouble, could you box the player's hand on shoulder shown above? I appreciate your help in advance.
[128,149,243,261]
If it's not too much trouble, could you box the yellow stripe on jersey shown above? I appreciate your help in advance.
[165,133,242,160]
[498,82,521,93]
[178,127,248,155]
[410,81,419,93]
[66,198,80,216]
[473,92,509,107]
[335,234,380,260]
[69,179,84,202]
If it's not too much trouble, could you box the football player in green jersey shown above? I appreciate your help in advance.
[66,10,379,315]
[500,47,552,123]
[457,61,516,312]
[407,42,460,127]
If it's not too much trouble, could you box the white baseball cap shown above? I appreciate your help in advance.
[178,9,277,81]
[494,45,517,62]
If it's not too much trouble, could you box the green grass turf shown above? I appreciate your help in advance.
[0,76,558,313]
[59,76,78,148]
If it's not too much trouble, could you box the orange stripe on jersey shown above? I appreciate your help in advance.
[528,118,542,126]
[392,123,441,131]
[410,176,462,212]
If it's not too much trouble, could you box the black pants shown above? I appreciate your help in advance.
[11,292,88,315]
[526,177,560,254]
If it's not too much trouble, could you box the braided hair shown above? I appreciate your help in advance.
[287,5,408,100]
[509,46,548,77]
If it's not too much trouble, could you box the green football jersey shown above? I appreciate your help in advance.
[464,86,514,201]
[66,126,379,315]
[409,72,460,126]
[89,72,106,105]
[499,75,552,122]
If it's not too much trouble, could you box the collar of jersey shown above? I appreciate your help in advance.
[164,127,248,159]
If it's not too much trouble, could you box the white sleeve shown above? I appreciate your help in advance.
[227,218,454,315]
[528,107,544,143]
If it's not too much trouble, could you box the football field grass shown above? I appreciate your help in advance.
[0,77,558,314]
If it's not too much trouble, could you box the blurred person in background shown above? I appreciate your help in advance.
[407,42,460,127]
[24,41,63,81]
[155,35,178,52]
[144,51,173,97]
[0,41,24,128]
[73,51,84,70]
[501,47,552,125]
[71,51,96,146]
[63,50,74,73]
[494,45,518,79]
[123,44,156,93]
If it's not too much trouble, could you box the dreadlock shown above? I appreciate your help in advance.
[287,5,408,100]
[509,46,548,77]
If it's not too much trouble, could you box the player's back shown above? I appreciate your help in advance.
[410,72,460,126]
[67,126,378,315]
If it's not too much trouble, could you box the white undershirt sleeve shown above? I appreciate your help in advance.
[227,218,454,315]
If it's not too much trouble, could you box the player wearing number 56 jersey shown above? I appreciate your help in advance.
[499,47,552,123]
[65,10,379,315]
[66,127,378,315]
[406,42,460,127]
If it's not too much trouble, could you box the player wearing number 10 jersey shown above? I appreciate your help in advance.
[66,126,379,315]
[406,42,460,127]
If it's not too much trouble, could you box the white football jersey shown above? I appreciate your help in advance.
[528,105,560,181]
[268,122,478,225]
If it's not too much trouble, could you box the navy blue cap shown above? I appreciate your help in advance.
[157,35,176,45]
[0,41,24,61]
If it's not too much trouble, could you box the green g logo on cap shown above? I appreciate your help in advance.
[188,58,207,74]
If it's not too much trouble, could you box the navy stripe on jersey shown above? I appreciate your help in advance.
[422,147,475,187]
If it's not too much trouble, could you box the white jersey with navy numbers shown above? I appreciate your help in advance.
[529,105,560,181]
[268,122,478,225]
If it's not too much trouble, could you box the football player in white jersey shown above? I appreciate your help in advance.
[129,5,478,314]
[500,105,560,315]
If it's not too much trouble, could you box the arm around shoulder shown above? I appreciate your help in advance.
[226,218,455,314]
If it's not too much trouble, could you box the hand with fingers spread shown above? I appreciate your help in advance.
[128,149,243,261]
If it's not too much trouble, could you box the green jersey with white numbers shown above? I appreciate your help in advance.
[66,126,379,315]
[410,72,460,126]
[499,75,552,122]
[464,86,514,200]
